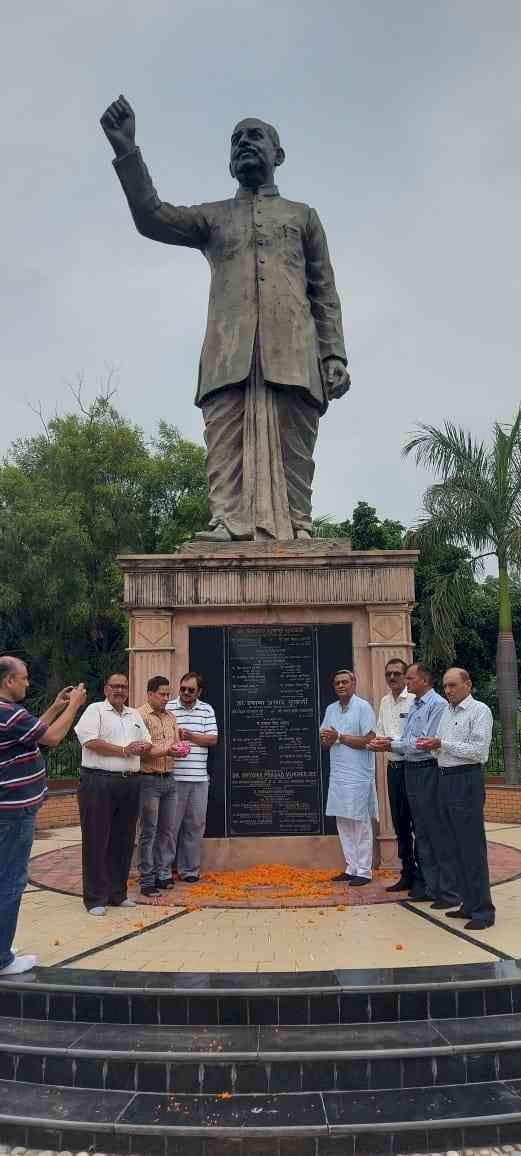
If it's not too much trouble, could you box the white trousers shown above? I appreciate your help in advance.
[336,817,373,878]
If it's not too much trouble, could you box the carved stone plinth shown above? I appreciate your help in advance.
[119,541,418,869]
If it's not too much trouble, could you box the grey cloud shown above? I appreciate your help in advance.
[2,0,520,531]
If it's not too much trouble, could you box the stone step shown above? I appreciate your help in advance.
[1,962,520,1026]
[2,1077,521,1154]
[2,1013,521,1095]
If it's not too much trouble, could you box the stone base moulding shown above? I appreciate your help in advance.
[200,834,345,871]
[119,540,419,870]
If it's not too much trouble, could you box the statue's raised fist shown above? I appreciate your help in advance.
[100,94,136,158]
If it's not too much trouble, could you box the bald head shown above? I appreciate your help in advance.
[232,117,281,149]
[443,667,473,706]
[230,118,285,189]
[0,656,29,702]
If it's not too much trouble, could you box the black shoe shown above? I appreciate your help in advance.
[141,884,161,897]
[349,876,371,886]
[181,875,200,883]
[464,917,495,930]
[156,879,175,889]
[386,878,412,893]
[331,872,352,882]
[431,899,452,910]
[408,889,432,901]
[446,907,471,919]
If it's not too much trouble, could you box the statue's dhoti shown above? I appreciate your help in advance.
[202,343,320,541]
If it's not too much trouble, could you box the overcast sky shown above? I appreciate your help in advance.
[2,0,520,531]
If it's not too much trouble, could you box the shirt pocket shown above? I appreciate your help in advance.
[272,221,304,266]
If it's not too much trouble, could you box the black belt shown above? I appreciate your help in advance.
[387,760,404,769]
[81,767,140,779]
[439,763,481,776]
[404,758,437,769]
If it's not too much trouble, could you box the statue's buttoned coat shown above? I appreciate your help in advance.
[114,149,347,413]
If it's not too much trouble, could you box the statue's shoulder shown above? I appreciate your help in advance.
[196,197,237,215]
[278,195,312,212]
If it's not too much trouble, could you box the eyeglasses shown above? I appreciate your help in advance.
[180,686,198,694]
[107,684,128,690]
[385,671,403,678]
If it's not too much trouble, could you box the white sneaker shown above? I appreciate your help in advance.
[117,898,136,908]
[88,905,107,917]
[0,952,37,975]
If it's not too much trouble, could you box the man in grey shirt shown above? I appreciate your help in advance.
[417,667,495,930]
[369,662,459,908]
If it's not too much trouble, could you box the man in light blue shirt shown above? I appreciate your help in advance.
[320,670,377,886]
[369,662,459,907]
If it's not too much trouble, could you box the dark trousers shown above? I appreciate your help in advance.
[78,770,141,910]
[404,761,460,904]
[386,761,422,884]
[438,765,495,922]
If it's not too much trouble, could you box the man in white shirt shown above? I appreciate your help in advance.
[75,673,152,916]
[417,667,495,931]
[166,671,218,882]
[376,658,417,892]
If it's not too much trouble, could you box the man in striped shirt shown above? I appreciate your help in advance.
[0,657,86,975]
[166,671,218,882]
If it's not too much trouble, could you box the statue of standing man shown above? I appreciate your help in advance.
[101,96,350,542]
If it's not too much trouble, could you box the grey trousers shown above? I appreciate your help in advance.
[138,774,178,886]
[171,781,209,879]
[404,762,460,905]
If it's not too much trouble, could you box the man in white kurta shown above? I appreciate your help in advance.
[320,670,377,885]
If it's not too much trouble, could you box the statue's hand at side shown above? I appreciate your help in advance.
[324,358,351,401]
[100,94,136,158]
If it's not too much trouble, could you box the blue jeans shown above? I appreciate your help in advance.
[0,809,36,970]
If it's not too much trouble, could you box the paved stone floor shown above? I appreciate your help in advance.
[9,822,521,971]
[28,836,521,909]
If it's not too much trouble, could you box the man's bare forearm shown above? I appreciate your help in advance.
[84,738,126,757]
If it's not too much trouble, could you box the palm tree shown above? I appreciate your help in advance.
[403,409,521,784]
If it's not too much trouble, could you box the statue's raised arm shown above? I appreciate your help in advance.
[100,106,350,543]
[100,95,136,159]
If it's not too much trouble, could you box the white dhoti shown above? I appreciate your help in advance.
[336,816,373,879]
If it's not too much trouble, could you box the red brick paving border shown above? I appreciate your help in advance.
[28,840,521,910]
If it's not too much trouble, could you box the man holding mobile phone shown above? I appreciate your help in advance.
[0,658,86,975]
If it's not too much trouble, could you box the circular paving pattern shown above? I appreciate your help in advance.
[29,838,521,909]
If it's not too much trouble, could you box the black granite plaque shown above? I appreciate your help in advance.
[188,622,353,838]
[226,625,321,836]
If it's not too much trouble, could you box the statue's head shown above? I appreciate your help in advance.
[230,118,285,189]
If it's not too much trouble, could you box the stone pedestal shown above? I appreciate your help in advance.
[119,540,417,870]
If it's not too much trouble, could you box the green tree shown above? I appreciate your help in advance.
[144,421,208,553]
[0,395,209,705]
[403,411,521,783]
[312,501,404,548]
[350,501,404,550]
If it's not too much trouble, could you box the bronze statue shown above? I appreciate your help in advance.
[101,96,350,542]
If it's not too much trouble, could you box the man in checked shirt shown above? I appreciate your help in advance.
[417,667,495,930]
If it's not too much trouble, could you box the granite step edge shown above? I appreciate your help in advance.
[4,1012,521,1061]
[2,959,521,996]
[2,1078,521,1138]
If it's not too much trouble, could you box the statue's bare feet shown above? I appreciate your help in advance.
[295,528,312,540]
[194,523,233,542]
